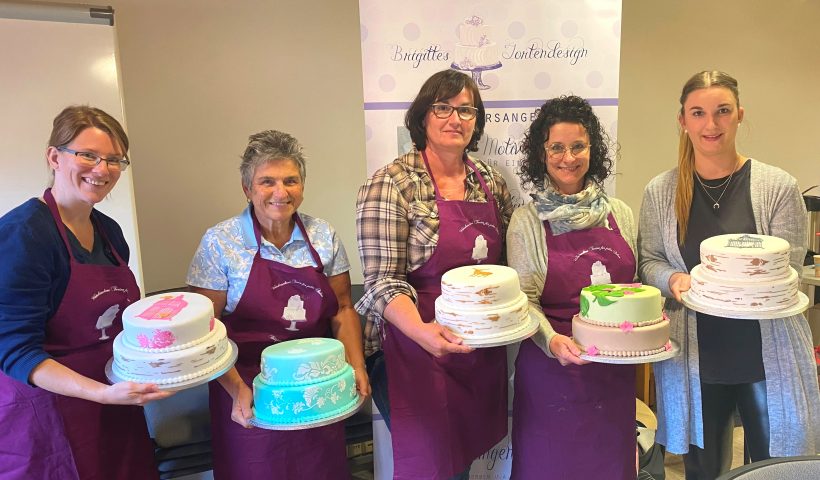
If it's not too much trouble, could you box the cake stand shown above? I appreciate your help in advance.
[578,340,681,365]
[450,62,501,90]
[105,339,239,392]
[681,291,810,320]
[248,394,366,431]
[454,303,541,348]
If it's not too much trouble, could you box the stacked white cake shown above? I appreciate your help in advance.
[452,15,501,70]
[688,234,799,312]
[435,265,531,342]
[112,292,231,385]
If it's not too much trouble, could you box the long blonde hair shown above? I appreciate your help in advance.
[675,71,740,243]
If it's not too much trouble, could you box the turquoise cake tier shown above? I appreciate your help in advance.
[252,337,359,425]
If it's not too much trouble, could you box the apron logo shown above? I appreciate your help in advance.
[96,304,119,340]
[136,294,188,321]
[589,260,612,285]
[459,219,499,233]
[472,234,489,262]
[91,285,129,301]
[283,295,307,331]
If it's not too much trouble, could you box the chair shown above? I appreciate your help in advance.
[715,456,820,479]
[143,384,213,479]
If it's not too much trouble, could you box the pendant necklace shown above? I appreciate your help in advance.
[695,162,738,210]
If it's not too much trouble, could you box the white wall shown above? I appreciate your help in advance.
[38,0,820,291]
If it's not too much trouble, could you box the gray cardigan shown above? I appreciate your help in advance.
[507,198,636,356]
[637,159,820,456]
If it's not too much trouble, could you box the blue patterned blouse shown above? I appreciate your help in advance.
[186,206,350,315]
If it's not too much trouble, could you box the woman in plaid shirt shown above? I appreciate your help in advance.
[356,69,513,480]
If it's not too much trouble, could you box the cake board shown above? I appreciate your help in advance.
[578,340,681,365]
[105,339,239,392]
[681,291,810,320]
[248,394,366,431]
[455,303,541,348]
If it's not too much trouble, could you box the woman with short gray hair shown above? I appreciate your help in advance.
[188,129,369,479]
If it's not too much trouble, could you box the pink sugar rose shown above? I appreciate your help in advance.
[151,329,176,348]
[623,290,635,295]
[136,334,149,348]
[624,283,642,288]
[664,341,672,351]
[662,312,670,321]
[209,317,215,331]
[619,321,634,332]
[586,345,599,356]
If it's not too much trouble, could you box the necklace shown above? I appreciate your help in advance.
[694,164,737,210]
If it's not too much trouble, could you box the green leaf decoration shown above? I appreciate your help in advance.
[587,284,615,292]
[595,295,616,307]
[580,295,590,317]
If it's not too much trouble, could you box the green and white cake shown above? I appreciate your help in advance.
[572,283,671,357]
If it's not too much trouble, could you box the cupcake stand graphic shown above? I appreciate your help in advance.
[450,15,502,90]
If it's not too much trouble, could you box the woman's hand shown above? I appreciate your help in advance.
[548,334,589,366]
[100,381,175,405]
[229,382,254,428]
[408,322,474,358]
[668,272,691,302]
[353,366,371,397]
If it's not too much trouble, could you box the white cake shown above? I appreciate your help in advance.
[112,292,232,384]
[452,15,501,70]
[688,234,799,312]
[435,265,531,341]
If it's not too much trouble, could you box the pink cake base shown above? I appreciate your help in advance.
[572,315,670,357]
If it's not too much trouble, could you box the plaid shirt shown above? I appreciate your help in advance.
[355,151,513,355]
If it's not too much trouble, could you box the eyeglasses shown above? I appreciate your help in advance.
[56,146,130,172]
[545,142,590,159]
[430,103,478,121]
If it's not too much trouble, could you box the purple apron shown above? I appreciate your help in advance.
[0,189,156,480]
[511,213,637,480]
[209,212,350,480]
[383,152,508,480]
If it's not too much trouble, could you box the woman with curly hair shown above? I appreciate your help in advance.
[507,95,637,479]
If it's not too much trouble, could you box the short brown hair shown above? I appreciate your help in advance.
[49,105,129,153]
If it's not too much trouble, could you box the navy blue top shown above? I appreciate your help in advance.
[0,198,129,384]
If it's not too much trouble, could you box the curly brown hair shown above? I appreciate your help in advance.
[518,95,613,191]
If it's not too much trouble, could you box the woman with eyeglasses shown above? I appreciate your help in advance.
[506,95,637,479]
[187,129,369,479]
[0,105,171,479]
[356,69,513,479]
[638,71,820,479]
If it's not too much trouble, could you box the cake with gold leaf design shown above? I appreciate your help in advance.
[435,264,531,341]
[252,338,359,426]
[572,284,671,357]
[112,292,231,384]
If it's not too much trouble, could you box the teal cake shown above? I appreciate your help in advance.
[252,338,359,425]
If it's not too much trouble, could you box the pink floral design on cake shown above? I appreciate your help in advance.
[136,329,177,348]
[586,345,599,356]
[619,321,634,333]
[136,294,188,321]
[209,317,215,331]
[664,341,672,351]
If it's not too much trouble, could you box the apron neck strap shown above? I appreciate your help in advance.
[420,150,493,201]
[250,208,324,272]
[42,188,125,265]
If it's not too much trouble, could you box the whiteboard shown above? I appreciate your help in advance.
[0,14,144,288]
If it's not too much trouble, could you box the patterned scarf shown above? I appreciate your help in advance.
[531,179,611,235]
